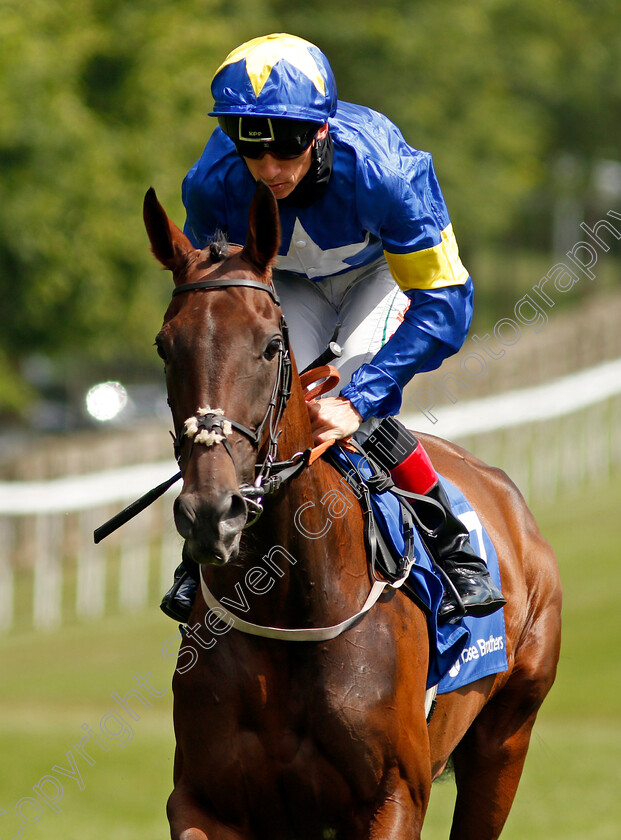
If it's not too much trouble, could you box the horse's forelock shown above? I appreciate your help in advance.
[208,232,230,263]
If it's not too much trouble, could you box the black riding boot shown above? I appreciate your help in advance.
[160,548,199,623]
[362,416,505,624]
[422,481,506,623]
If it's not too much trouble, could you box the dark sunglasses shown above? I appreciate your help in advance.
[218,115,321,160]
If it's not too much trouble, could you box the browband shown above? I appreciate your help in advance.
[172,277,280,306]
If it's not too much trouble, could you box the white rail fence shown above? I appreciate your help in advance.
[0,463,181,633]
[2,357,621,633]
[403,356,621,502]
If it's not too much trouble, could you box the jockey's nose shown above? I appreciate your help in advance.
[256,153,282,180]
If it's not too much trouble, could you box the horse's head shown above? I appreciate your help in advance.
[144,182,288,565]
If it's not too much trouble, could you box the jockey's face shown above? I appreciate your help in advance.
[243,124,329,200]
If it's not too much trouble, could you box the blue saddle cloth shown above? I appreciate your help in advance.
[329,448,508,692]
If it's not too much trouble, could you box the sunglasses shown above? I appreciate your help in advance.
[218,116,321,160]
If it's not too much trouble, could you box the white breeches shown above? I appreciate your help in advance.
[273,256,409,398]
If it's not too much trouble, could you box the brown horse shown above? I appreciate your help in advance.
[144,182,561,840]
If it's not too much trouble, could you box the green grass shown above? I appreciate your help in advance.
[0,611,177,839]
[1,475,620,838]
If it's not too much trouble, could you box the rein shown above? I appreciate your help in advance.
[94,277,334,544]
[94,272,417,646]
[172,276,292,475]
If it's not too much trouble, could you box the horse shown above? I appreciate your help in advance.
[143,181,562,840]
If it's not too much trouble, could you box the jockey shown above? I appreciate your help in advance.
[161,33,505,625]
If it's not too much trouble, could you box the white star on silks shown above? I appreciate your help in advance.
[276,218,371,279]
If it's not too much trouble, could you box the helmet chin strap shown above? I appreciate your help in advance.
[279,130,334,208]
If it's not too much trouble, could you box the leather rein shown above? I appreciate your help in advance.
[94,275,330,543]
[93,274,416,646]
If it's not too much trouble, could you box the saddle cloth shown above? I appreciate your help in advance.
[327,448,508,692]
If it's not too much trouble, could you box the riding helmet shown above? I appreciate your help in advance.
[210,33,338,124]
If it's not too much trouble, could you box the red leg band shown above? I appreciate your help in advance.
[390,441,438,495]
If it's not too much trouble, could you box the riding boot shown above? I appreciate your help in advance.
[362,417,506,624]
[419,479,506,623]
[160,547,199,623]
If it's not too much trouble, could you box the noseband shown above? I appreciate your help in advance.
[94,275,311,543]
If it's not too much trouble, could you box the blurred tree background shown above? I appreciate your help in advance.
[1,0,621,420]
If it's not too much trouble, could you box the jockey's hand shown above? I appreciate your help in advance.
[306,396,363,445]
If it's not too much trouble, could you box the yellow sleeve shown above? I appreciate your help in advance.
[383,223,469,292]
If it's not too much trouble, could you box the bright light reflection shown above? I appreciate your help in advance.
[85,381,128,422]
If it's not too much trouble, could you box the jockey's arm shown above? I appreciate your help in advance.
[308,280,473,443]
[340,280,473,421]
[328,148,473,435]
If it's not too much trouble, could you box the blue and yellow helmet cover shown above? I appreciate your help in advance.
[210,33,337,123]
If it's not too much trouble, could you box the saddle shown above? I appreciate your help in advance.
[324,443,443,614]
[300,365,445,613]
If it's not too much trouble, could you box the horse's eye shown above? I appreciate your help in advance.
[263,337,283,361]
[154,338,167,362]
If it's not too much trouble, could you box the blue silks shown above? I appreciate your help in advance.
[328,448,508,691]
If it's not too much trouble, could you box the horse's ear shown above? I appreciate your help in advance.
[143,187,194,271]
[242,181,281,272]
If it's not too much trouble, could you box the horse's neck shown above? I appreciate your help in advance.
[243,383,368,625]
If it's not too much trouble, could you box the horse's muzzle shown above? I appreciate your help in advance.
[174,490,248,564]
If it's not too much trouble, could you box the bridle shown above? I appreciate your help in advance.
[170,275,307,526]
[171,277,290,458]
[94,273,311,543]
[93,272,431,651]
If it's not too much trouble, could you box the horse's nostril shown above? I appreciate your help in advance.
[174,494,196,539]
[174,490,247,554]
[231,492,248,521]
[218,492,248,534]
